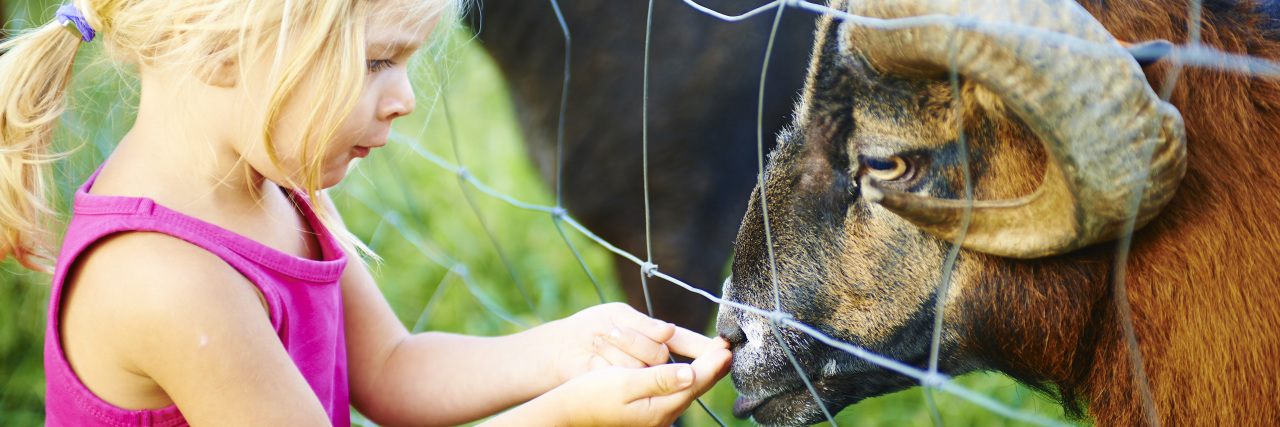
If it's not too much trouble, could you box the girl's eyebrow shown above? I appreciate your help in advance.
[369,40,422,57]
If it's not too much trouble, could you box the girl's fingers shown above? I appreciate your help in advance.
[600,304,723,358]
[573,348,732,426]
[630,346,733,409]
[626,363,695,400]
[631,347,733,424]
[602,303,677,343]
[593,335,649,369]
[666,327,728,359]
[688,345,732,395]
[601,327,671,366]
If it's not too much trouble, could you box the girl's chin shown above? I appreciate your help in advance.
[321,173,347,190]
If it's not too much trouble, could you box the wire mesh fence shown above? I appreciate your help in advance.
[5,0,1271,425]
[348,1,1126,424]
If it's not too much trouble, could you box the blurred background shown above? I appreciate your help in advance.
[1,1,1066,425]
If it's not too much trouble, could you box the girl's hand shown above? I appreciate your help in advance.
[491,332,732,427]
[548,303,711,384]
[559,338,731,426]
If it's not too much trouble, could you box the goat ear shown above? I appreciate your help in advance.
[1119,39,1174,66]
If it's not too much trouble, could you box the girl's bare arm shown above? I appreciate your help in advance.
[327,194,730,426]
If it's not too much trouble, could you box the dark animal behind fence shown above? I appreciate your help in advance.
[471,0,815,332]
[717,0,1280,425]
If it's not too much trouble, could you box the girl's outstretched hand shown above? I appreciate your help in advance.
[487,321,732,426]
[545,337,731,426]
[548,302,713,383]
[481,302,731,426]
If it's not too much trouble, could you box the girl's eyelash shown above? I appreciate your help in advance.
[367,59,395,72]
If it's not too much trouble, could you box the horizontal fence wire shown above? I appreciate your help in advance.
[693,0,1280,77]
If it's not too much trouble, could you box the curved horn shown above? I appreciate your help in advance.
[840,0,1186,258]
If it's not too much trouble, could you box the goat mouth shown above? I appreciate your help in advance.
[731,394,770,419]
[732,367,924,425]
[732,385,840,426]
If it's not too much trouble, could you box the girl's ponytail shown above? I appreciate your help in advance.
[0,18,87,272]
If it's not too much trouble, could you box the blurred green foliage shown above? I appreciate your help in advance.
[3,1,1068,425]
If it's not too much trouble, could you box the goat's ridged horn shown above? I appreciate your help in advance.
[841,0,1187,258]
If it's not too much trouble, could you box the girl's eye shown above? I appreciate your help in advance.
[367,59,395,73]
[863,155,909,181]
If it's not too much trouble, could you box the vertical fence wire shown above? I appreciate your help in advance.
[553,217,608,304]
[924,12,975,427]
[1110,0,1207,423]
[752,3,840,425]
[542,0,612,307]
[1110,151,1160,427]
[635,2,726,424]
[548,0,571,208]
[412,268,458,333]
[759,1,787,315]
[441,94,545,323]
[637,0,660,321]
[1114,1,1208,424]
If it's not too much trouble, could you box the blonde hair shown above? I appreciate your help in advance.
[0,0,456,271]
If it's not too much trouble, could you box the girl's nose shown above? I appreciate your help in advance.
[379,72,415,121]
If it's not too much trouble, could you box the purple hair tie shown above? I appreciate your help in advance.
[55,3,96,43]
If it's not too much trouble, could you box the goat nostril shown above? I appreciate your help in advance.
[716,313,747,348]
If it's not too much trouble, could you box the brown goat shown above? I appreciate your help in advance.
[716,0,1280,425]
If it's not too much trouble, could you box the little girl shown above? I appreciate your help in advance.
[0,0,732,425]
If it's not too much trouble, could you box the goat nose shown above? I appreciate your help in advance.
[717,311,746,347]
[716,277,747,347]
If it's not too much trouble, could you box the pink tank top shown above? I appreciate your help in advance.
[44,169,350,426]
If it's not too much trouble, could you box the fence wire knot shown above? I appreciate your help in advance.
[766,310,794,325]
[456,166,471,180]
[551,207,568,221]
[641,261,659,277]
[920,371,950,390]
[451,264,469,277]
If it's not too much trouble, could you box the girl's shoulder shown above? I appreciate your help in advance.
[68,230,263,309]
[60,230,272,410]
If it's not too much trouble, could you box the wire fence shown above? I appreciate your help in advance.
[3,0,1265,425]
[352,0,1261,425]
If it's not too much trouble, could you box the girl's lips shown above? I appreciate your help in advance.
[352,146,371,158]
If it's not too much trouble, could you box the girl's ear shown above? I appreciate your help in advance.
[199,58,238,88]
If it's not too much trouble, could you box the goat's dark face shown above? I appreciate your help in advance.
[717,30,1036,427]
[716,1,1184,424]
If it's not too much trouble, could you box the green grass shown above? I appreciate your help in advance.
[3,1,1070,425]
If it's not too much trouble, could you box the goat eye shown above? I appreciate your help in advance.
[864,156,908,181]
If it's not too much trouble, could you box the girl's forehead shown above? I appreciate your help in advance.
[365,6,439,53]
[366,2,441,39]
